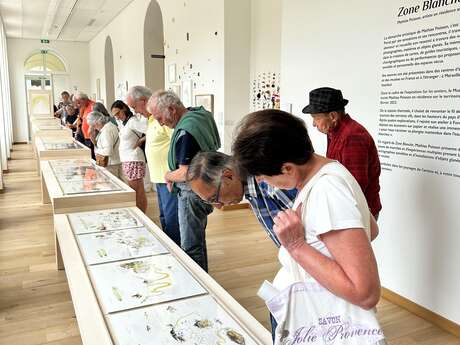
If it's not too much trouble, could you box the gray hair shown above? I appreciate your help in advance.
[150,90,185,121]
[87,111,110,126]
[128,85,152,101]
[74,91,89,100]
[186,151,233,188]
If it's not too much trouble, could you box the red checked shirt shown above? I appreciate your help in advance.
[327,114,382,217]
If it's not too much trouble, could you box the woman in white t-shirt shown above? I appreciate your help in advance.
[111,100,148,212]
[232,109,382,342]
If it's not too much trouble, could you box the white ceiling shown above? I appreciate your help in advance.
[0,0,136,41]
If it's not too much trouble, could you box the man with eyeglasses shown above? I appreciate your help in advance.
[186,151,297,247]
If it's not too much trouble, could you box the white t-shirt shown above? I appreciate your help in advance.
[117,115,148,163]
[95,122,120,166]
[273,162,371,290]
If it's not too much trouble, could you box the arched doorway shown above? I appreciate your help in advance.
[24,49,68,140]
[104,36,115,107]
[143,1,165,91]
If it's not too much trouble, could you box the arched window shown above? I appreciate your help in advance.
[24,51,66,73]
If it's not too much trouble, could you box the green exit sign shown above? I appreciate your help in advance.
[40,39,50,43]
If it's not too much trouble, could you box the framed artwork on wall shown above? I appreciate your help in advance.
[168,63,177,83]
[169,84,181,97]
[181,79,193,107]
[194,94,214,113]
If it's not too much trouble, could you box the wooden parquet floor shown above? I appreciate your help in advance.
[0,144,459,344]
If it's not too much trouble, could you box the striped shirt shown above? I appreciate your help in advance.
[244,176,297,247]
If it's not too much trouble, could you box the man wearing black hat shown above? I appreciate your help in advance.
[303,87,382,218]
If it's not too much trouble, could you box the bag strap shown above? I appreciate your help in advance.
[289,168,329,282]
[289,163,359,282]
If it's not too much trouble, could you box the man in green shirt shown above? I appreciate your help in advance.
[147,90,220,272]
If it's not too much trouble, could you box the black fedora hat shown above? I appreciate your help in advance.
[302,87,349,114]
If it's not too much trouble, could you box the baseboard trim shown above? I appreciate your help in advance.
[13,141,28,144]
[382,287,460,337]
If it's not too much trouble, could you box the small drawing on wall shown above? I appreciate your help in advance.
[181,79,193,107]
[195,94,214,113]
[251,72,280,111]
[168,63,177,83]
[169,84,181,97]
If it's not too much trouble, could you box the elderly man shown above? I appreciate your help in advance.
[187,151,297,247]
[147,90,220,271]
[74,91,95,156]
[126,86,180,246]
[302,87,382,218]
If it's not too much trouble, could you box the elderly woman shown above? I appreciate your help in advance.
[232,109,384,344]
[111,100,147,213]
[87,111,121,177]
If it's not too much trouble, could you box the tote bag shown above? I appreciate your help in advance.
[259,166,386,345]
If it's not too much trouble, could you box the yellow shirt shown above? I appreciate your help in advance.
[145,116,172,183]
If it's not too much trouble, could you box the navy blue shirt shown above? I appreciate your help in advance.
[175,130,201,165]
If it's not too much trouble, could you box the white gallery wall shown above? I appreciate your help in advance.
[7,39,90,142]
[0,17,13,174]
[89,0,281,153]
[89,0,228,147]
[249,0,282,112]
[281,0,460,324]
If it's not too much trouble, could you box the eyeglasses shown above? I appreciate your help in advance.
[204,178,223,205]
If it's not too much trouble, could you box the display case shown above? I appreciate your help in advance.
[40,159,135,214]
[31,123,73,158]
[34,137,91,174]
[29,113,55,121]
[30,117,61,126]
[54,207,271,345]
[31,122,72,138]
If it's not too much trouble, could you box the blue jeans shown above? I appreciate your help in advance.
[156,183,181,247]
[177,183,213,272]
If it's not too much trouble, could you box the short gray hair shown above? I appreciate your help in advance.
[186,151,233,188]
[74,91,89,100]
[150,90,184,121]
[87,111,110,126]
[128,85,152,101]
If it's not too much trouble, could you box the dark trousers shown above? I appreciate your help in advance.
[83,139,95,160]
[156,183,181,247]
